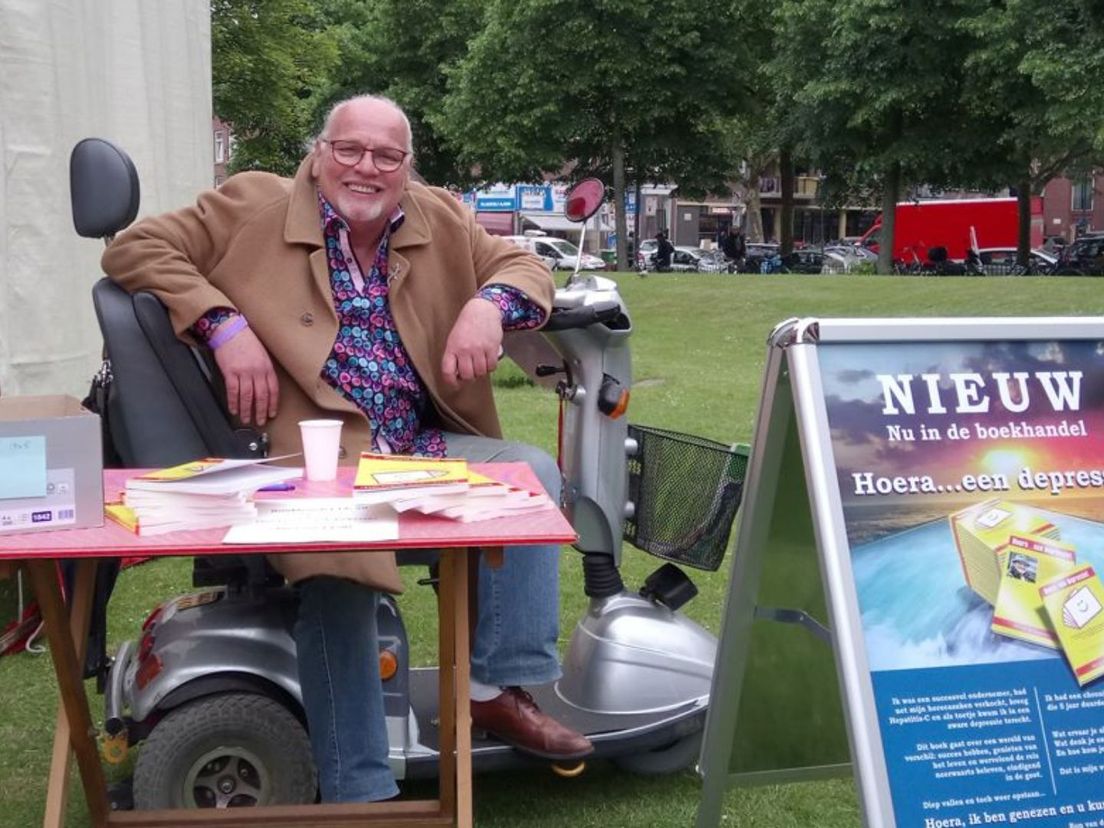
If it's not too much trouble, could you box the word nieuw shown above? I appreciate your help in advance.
[877,371,1082,416]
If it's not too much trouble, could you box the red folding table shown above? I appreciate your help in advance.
[0,463,575,828]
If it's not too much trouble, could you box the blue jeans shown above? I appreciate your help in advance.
[295,433,562,802]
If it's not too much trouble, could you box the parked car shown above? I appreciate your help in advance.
[822,244,876,273]
[974,247,1057,275]
[781,249,826,274]
[503,234,606,271]
[1053,234,1104,276]
[694,248,733,273]
[635,238,658,270]
[637,245,704,272]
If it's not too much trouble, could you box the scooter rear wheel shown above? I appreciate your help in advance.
[612,732,703,776]
[133,692,316,809]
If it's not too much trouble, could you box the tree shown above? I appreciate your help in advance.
[437,0,746,270]
[319,0,486,187]
[212,0,339,176]
[773,0,980,272]
[960,0,1104,263]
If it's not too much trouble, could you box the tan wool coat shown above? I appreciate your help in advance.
[102,158,554,592]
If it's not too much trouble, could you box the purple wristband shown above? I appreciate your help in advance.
[207,315,249,349]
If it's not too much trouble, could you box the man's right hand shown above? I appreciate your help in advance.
[212,325,279,426]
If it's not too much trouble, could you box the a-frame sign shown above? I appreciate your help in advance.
[697,317,1104,828]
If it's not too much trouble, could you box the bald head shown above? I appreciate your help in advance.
[320,95,413,155]
[311,94,414,242]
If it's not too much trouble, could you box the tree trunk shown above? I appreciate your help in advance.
[878,161,900,275]
[746,185,764,243]
[612,143,628,271]
[780,148,794,255]
[633,180,642,268]
[1016,176,1032,268]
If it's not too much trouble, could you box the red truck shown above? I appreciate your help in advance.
[858,197,1043,262]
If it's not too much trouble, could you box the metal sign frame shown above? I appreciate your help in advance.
[697,316,1104,828]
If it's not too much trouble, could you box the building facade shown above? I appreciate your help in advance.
[1042,173,1103,242]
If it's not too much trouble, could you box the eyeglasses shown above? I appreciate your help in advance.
[322,140,409,172]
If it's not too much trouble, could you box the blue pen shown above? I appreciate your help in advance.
[259,482,296,492]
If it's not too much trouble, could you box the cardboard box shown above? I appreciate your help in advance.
[0,395,103,534]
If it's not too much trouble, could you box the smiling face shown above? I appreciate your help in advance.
[311,97,412,243]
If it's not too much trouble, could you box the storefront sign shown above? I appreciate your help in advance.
[517,185,552,211]
[475,184,516,212]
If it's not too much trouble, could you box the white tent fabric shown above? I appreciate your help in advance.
[0,0,212,398]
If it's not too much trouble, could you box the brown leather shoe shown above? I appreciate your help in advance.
[471,687,594,760]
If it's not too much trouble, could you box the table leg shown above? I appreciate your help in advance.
[436,549,472,828]
[25,559,110,828]
[43,559,99,828]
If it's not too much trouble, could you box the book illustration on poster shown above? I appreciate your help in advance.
[1041,565,1104,686]
[949,498,1060,606]
[990,533,1077,649]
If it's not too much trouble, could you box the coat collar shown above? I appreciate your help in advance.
[283,155,432,250]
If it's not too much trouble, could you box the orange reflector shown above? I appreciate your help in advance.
[608,390,630,419]
[379,649,398,681]
[135,654,163,690]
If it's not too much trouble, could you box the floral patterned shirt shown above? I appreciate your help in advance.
[195,194,545,456]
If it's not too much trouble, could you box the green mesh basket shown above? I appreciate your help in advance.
[623,424,749,571]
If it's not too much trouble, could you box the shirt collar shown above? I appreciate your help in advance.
[317,192,405,236]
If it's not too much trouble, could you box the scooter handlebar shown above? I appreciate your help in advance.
[543,300,624,332]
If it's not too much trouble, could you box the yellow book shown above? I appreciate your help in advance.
[136,458,229,481]
[949,499,1061,605]
[104,502,140,534]
[353,453,469,502]
[1041,565,1104,687]
[990,533,1077,649]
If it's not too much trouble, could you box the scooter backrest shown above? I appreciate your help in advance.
[92,279,266,466]
[70,138,140,239]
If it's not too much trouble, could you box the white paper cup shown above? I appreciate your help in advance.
[299,419,343,481]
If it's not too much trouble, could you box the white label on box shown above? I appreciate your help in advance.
[0,435,47,499]
[0,468,77,532]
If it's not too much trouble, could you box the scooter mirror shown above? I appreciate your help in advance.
[563,178,604,223]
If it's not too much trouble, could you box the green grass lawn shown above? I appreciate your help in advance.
[2,273,1101,828]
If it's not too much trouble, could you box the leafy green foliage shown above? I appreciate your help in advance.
[959,0,1104,189]
[320,0,487,186]
[439,0,744,187]
[212,0,340,175]
[773,0,984,269]
[436,0,746,269]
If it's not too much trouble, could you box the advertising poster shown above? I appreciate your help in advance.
[819,339,1104,828]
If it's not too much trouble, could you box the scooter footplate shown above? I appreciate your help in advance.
[403,667,705,778]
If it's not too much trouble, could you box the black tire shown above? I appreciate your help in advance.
[133,692,316,809]
[612,732,703,776]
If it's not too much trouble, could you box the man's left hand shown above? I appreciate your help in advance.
[441,297,502,387]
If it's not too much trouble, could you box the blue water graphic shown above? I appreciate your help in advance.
[851,509,1104,672]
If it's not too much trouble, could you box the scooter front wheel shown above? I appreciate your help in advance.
[612,732,703,776]
[133,692,316,809]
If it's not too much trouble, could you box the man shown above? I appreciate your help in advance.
[654,230,674,272]
[720,226,746,272]
[102,94,592,803]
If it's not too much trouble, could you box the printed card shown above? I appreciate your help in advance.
[990,533,1077,649]
[1041,565,1104,686]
